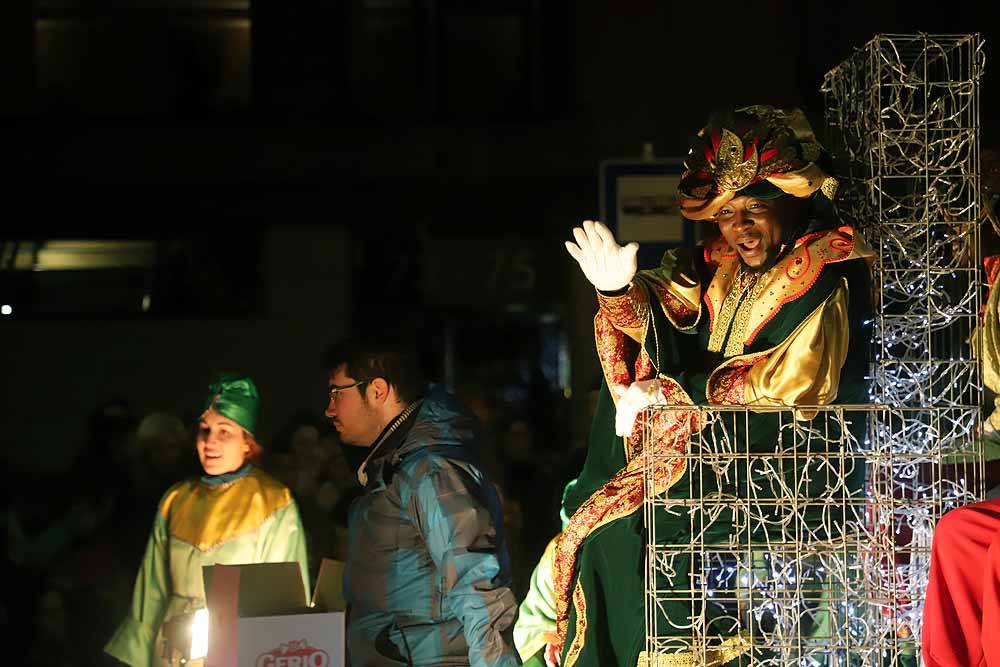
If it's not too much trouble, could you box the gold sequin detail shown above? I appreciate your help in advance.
[821,175,839,200]
[725,271,768,358]
[596,286,649,330]
[553,376,696,653]
[562,581,588,667]
[715,129,759,192]
[636,635,751,667]
[707,267,764,355]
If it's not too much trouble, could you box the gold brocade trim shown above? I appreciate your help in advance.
[636,635,751,667]
[715,128,759,192]
[634,249,703,333]
[705,350,773,404]
[622,349,660,462]
[705,226,863,352]
[594,284,692,463]
[598,254,703,345]
[707,266,760,354]
[553,376,697,654]
[654,285,701,331]
[593,308,657,462]
[743,226,856,345]
[596,285,650,331]
[568,262,707,660]
[562,581,588,667]
[553,453,690,654]
[704,283,849,418]
[724,270,768,357]
[594,311,637,389]
[820,175,839,200]
[708,368,746,404]
[161,468,293,551]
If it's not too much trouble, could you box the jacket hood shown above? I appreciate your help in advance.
[392,384,480,462]
[359,384,481,489]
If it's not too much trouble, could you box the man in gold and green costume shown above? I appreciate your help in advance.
[556,106,874,666]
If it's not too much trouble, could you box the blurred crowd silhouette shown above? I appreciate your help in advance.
[2,384,584,666]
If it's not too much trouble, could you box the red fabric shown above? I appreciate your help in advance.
[985,534,1000,666]
[984,255,1000,288]
[923,497,1000,666]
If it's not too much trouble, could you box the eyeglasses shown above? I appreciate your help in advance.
[328,380,366,401]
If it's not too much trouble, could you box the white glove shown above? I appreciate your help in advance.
[612,380,668,437]
[564,220,639,292]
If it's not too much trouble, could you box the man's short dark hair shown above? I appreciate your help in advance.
[325,337,427,404]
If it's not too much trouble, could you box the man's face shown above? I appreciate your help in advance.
[715,195,790,271]
[325,365,380,447]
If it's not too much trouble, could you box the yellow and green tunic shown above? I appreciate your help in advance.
[105,464,309,667]
[556,226,875,667]
[513,534,560,665]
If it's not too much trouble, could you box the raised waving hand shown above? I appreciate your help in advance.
[564,220,639,292]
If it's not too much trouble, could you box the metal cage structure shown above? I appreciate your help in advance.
[642,34,986,666]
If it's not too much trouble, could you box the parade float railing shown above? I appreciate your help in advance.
[641,403,983,666]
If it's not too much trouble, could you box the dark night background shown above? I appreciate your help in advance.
[0,1,997,665]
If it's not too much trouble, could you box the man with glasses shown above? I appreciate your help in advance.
[324,337,520,667]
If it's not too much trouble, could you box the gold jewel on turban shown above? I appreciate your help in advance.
[677,106,839,221]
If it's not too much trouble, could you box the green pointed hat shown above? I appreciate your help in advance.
[203,373,260,435]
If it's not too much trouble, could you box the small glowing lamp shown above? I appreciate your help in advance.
[189,608,210,660]
[162,608,210,663]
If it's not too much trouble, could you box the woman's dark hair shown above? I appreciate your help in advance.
[324,337,427,404]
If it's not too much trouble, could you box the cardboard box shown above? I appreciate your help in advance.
[204,559,346,667]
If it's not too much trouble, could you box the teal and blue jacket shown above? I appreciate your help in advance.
[345,385,520,667]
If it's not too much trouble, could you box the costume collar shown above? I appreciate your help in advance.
[703,225,866,352]
[201,461,253,486]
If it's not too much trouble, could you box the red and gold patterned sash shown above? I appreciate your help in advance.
[553,311,700,662]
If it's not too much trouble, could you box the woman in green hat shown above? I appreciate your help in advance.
[105,374,309,667]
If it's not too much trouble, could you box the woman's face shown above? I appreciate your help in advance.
[196,409,250,475]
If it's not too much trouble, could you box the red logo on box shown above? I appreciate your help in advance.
[254,639,330,667]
